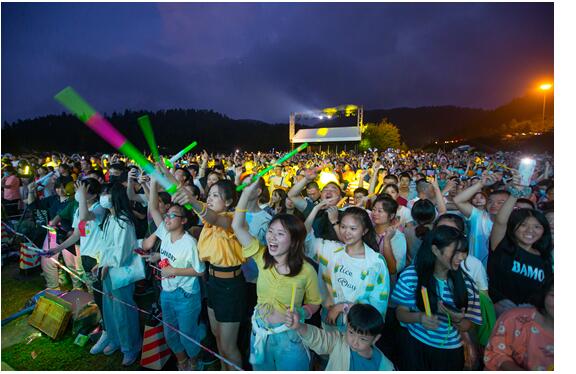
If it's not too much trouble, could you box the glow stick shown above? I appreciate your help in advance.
[168,141,198,167]
[236,143,308,191]
[493,162,512,170]
[42,225,56,233]
[54,87,190,209]
[137,115,160,162]
[149,263,162,272]
[24,244,46,253]
[35,171,55,186]
[421,286,432,317]
[290,284,296,312]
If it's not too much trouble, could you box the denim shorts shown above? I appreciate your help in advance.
[206,269,246,323]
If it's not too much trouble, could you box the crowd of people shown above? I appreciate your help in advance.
[1,147,554,371]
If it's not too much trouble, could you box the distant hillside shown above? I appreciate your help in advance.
[1,94,553,153]
[1,109,290,154]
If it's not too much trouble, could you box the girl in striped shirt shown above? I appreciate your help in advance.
[391,225,482,370]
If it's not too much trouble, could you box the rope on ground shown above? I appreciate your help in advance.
[2,222,244,371]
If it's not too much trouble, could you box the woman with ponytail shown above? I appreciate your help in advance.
[404,199,437,262]
[391,225,482,370]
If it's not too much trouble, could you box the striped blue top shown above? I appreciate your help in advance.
[391,265,482,349]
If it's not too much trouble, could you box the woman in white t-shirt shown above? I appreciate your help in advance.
[143,180,206,370]
[304,203,390,333]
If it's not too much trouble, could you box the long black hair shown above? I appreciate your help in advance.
[415,225,471,314]
[505,208,552,261]
[100,182,137,230]
[341,207,380,253]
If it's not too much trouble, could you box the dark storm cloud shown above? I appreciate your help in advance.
[1,2,553,124]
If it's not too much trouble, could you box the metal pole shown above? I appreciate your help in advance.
[542,92,547,121]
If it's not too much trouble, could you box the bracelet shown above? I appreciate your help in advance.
[236,208,248,213]
[194,202,207,218]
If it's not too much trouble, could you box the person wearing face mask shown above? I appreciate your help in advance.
[232,178,322,371]
[304,205,390,334]
[391,225,482,371]
[94,183,142,366]
[288,167,344,241]
[27,177,82,290]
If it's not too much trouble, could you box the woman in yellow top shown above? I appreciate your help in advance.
[231,177,322,371]
[172,179,245,371]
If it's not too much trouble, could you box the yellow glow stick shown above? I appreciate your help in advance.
[337,196,348,208]
[290,284,296,312]
[421,286,432,317]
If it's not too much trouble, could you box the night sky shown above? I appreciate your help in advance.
[1,2,553,124]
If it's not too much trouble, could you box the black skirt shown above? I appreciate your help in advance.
[396,326,464,371]
[206,265,247,323]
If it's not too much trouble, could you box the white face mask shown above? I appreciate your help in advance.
[99,195,113,209]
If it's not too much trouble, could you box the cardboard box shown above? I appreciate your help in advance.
[28,293,72,339]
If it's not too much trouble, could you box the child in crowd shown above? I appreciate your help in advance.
[285,303,395,370]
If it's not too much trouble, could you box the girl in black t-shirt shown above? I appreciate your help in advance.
[488,182,553,317]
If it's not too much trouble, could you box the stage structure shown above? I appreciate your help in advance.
[289,105,365,152]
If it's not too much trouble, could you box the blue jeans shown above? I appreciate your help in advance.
[160,288,206,358]
[102,273,141,354]
[250,316,310,371]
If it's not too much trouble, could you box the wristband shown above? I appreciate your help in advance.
[295,306,306,323]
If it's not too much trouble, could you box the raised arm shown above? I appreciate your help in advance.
[75,180,95,222]
[490,172,526,251]
[304,200,328,234]
[148,179,164,228]
[430,177,447,215]
[453,174,495,218]
[231,179,260,247]
[368,161,381,195]
[287,167,318,213]
[198,150,209,178]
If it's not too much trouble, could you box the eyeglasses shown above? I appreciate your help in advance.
[163,213,184,220]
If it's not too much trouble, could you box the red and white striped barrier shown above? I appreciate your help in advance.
[140,324,172,370]
[19,243,40,269]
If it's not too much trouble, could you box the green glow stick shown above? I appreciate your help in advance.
[169,141,198,165]
[137,115,160,162]
[236,142,308,191]
[54,87,187,207]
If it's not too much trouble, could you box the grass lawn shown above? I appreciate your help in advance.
[1,261,148,370]
[1,259,224,371]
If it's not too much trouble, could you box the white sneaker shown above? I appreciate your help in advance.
[103,343,119,356]
[122,351,139,366]
[89,331,109,355]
